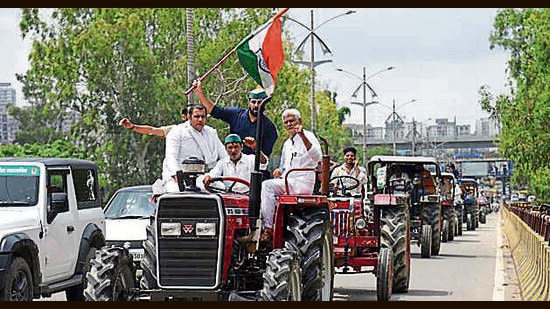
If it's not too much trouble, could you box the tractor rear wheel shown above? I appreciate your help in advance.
[84,247,136,301]
[380,205,410,293]
[287,208,334,301]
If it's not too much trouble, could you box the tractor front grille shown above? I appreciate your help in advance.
[156,195,224,288]
[331,209,351,238]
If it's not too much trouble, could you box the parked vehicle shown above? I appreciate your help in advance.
[103,185,155,277]
[0,158,105,301]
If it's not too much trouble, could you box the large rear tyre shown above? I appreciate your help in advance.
[287,208,334,301]
[66,248,96,301]
[259,249,302,301]
[380,206,410,293]
[84,247,136,301]
[376,247,393,301]
[420,224,432,258]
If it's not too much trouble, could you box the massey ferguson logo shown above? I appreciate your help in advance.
[182,224,194,234]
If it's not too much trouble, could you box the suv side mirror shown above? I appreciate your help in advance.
[51,192,69,213]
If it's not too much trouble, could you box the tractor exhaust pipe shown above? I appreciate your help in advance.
[319,136,330,196]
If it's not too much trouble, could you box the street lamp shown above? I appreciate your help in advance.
[389,98,416,155]
[285,9,356,131]
[410,117,432,156]
[337,66,395,164]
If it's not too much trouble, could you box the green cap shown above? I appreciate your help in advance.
[224,134,242,144]
[248,88,267,99]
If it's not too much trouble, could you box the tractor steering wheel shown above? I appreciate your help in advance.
[205,176,251,195]
[329,175,361,197]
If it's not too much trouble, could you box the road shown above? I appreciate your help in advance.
[333,211,522,301]
[39,211,521,301]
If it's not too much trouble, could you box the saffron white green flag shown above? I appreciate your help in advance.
[237,16,285,96]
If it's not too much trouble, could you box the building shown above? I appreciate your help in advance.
[0,83,19,144]
[475,117,500,136]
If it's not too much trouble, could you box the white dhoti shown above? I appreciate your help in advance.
[260,177,315,229]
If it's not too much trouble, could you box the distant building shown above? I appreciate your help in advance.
[0,83,19,144]
[475,117,500,136]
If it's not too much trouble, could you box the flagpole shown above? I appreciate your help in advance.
[184,8,289,95]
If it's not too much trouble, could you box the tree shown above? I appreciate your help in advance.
[480,8,550,202]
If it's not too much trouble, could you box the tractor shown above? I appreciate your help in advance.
[83,97,334,301]
[439,172,457,243]
[325,159,394,300]
[459,178,479,231]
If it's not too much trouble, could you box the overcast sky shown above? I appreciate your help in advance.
[0,8,511,128]
[285,8,511,128]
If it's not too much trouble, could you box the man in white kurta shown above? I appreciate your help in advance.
[203,134,268,193]
[161,105,228,193]
[260,109,322,240]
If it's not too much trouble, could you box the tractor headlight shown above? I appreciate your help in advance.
[161,222,181,236]
[196,222,216,236]
[355,218,367,230]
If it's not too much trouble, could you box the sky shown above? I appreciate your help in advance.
[0,8,511,129]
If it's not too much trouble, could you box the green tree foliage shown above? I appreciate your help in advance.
[480,8,550,202]
[16,8,353,197]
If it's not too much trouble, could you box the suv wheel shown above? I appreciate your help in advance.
[0,257,33,301]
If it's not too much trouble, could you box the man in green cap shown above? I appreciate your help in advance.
[203,133,268,193]
[192,80,278,158]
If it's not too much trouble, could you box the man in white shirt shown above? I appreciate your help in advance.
[203,134,268,193]
[160,105,228,193]
[330,146,368,197]
[260,108,322,241]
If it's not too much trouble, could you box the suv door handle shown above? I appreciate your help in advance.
[67,225,75,232]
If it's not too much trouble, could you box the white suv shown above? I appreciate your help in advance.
[0,158,105,301]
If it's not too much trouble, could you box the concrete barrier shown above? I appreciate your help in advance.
[502,206,550,301]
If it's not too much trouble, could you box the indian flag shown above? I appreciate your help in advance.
[237,14,285,96]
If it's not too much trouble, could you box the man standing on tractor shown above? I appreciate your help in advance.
[191,79,279,158]
[259,108,322,242]
[203,134,268,193]
[330,146,368,197]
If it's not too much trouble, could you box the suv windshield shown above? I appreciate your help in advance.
[104,190,155,219]
[0,165,40,207]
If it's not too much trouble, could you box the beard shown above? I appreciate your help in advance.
[248,107,259,117]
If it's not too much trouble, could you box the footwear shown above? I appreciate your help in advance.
[260,227,273,242]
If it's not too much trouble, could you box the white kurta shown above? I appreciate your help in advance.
[261,129,322,228]
[206,154,268,193]
[161,122,228,192]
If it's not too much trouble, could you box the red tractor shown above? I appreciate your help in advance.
[83,97,335,301]
[338,155,418,298]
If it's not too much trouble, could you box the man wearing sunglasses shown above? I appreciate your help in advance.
[192,80,278,158]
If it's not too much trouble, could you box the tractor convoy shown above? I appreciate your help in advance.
[79,97,482,302]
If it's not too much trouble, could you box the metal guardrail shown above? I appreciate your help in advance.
[502,205,550,301]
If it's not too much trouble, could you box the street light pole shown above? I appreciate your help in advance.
[286,9,356,131]
[389,98,416,155]
[339,66,394,164]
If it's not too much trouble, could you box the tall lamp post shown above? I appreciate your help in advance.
[389,98,416,155]
[337,66,395,164]
[285,9,356,131]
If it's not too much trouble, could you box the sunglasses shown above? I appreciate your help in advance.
[249,99,264,104]
[192,115,207,119]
